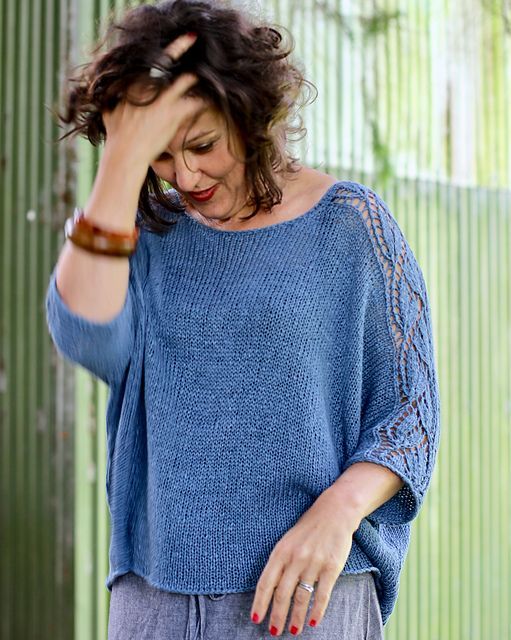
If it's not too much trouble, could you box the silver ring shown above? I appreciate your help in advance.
[149,66,167,79]
[297,581,315,593]
[148,54,177,79]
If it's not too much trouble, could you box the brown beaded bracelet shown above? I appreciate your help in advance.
[64,208,140,257]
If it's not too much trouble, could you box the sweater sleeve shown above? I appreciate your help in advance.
[45,231,147,387]
[340,183,441,525]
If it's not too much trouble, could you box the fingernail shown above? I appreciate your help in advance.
[270,625,279,636]
[290,625,299,635]
[251,612,259,623]
[186,32,198,38]
[309,619,317,627]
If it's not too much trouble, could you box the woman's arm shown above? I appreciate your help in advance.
[45,144,149,385]
[46,36,201,384]
[54,34,200,324]
[54,146,146,323]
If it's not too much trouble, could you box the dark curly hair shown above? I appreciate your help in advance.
[58,0,316,233]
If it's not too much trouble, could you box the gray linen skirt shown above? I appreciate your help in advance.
[107,571,384,639]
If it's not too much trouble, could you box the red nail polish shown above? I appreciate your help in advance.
[186,31,198,38]
[290,625,299,635]
[309,619,317,627]
[270,625,279,636]
[251,612,259,623]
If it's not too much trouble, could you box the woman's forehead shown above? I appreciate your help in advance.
[178,102,227,142]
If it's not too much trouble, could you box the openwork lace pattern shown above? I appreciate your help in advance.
[336,182,440,510]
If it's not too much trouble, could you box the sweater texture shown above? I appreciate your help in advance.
[45,180,441,625]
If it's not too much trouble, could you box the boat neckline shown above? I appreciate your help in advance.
[181,181,342,236]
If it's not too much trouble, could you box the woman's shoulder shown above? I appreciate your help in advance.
[306,173,391,219]
[295,169,393,224]
[310,175,423,280]
[329,179,428,299]
[288,171,407,261]
[318,176,404,245]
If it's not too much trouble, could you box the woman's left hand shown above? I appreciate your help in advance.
[250,487,361,636]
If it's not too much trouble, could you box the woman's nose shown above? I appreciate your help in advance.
[173,155,201,192]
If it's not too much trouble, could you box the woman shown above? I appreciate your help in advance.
[45,0,441,638]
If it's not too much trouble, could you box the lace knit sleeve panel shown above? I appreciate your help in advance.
[339,181,441,525]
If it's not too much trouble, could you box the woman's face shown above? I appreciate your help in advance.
[150,99,250,223]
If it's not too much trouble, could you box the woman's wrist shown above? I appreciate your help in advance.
[65,208,140,257]
[102,141,149,178]
[327,463,405,532]
[320,484,363,534]
[83,146,148,234]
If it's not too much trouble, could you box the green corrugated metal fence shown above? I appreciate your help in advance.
[1,0,75,638]
[1,0,510,638]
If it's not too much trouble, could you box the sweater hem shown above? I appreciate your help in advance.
[105,563,381,595]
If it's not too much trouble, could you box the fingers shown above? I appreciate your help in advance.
[152,32,199,101]
[286,580,316,635]
[148,33,198,80]
[126,33,198,101]
[251,551,341,636]
[101,33,201,164]
[303,573,337,631]
[269,571,337,636]
[166,72,199,97]
[269,573,316,636]
[250,556,285,628]
[124,69,197,115]
[250,551,315,636]
[163,32,197,61]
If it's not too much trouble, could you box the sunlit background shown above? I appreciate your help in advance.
[1,0,510,638]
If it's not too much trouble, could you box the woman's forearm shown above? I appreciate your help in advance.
[55,146,147,323]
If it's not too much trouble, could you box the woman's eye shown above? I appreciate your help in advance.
[155,142,214,162]
[192,142,214,154]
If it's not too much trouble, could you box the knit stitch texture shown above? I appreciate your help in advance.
[45,180,441,625]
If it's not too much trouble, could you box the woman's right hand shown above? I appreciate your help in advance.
[101,33,202,169]
[53,37,203,327]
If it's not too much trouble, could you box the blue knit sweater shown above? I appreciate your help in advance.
[45,180,440,625]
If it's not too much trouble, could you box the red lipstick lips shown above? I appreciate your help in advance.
[188,185,219,202]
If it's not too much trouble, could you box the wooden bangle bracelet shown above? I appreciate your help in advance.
[64,208,140,257]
